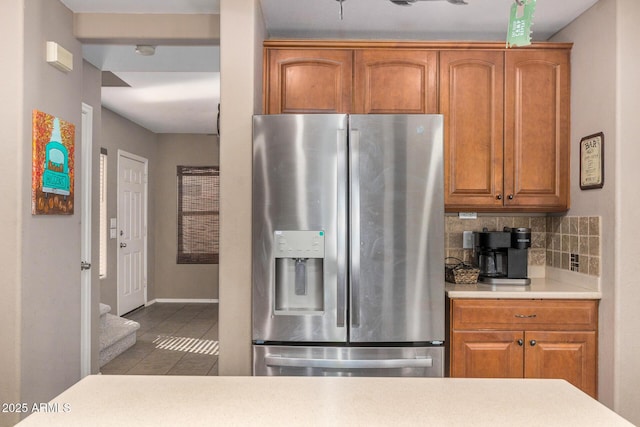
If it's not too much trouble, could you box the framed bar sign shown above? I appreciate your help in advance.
[580,132,604,190]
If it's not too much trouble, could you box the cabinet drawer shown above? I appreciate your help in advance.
[451,299,598,331]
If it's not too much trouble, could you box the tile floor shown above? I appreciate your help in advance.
[101,303,218,376]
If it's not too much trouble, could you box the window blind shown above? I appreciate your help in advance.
[99,149,108,278]
[177,166,219,264]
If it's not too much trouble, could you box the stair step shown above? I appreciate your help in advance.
[99,313,140,367]
[99,303,111,317]
[100,303,111,316]
[99,303,112,329]
[100,313,140,350]
[99,332,137,368]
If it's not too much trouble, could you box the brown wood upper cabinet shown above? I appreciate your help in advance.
[504,50,570,211]
[265,49,353,114]
[263,41,571,212]
[264,45,437,115]
[440,50,505,209]
[353,50,437,114]
[442,48,570,212]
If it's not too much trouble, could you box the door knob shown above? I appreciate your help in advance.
[120,242,127,248]
[517,339,524,346]
[496,194,503,200]
[508,194,514,200]
[530,340,537,346]
[80,261,91,271]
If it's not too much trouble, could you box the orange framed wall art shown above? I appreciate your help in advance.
[32,110,75,215]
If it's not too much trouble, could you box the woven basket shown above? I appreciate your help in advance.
[445,257,480,284]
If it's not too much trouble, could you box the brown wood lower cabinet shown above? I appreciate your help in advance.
[447,299,598,398]
[452,330,523,378]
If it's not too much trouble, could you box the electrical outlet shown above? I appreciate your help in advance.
[463,231,475,249]
[570,253,580,272]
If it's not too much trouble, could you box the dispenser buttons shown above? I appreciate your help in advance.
[274,230,325,258]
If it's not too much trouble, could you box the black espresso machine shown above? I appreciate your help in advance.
[474,227,531,285]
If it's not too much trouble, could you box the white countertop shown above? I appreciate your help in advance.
[446,268,602,299]
[17,375,631,426]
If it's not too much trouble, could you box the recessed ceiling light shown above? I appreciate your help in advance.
[135,45,156,56]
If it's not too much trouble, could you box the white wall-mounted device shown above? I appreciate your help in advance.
[46,41,73,72]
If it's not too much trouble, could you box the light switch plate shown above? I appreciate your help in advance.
[110,229,117,239]
[458,212,477,219]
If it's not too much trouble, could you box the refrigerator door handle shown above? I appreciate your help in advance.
[264,355,433,369]
[336,128,347,328]
[349,128,361,328]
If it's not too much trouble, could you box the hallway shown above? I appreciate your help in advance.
[101,303,218,376]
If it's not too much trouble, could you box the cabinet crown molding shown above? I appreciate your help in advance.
[264,39,573,50]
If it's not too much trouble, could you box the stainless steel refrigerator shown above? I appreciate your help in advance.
[252,114,444,377]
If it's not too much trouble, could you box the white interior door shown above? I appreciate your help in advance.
[117,150,148,315]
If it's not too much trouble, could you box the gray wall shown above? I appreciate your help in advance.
[551,0,617,408]
[553,0,640,424]
[1,4,103,425]
[0,1,24,425]
[613,0,640,422]
[99,112,220,309]
[21,0,83,411]
[0,2,219,425]
[0,0,86,424]
[99,107,158,311]
[154,134,220,300]
[218,0,265,375]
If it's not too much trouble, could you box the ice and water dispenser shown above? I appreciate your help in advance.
[274,230,325,313]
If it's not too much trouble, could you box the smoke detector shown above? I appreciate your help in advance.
[135,45,156,56]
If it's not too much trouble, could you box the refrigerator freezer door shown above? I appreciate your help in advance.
[349,115,445,343]
[253,114,348,343]
[253,345,444,377]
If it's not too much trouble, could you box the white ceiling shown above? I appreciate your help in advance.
[61,0,599,134]
[60,0,220,14]
[84,45,220,134]
[261,0,598,41]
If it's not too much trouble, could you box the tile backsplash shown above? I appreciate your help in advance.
[546,216,600,276]
[445,215,601,277]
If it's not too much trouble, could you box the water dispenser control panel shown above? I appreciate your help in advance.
[274,230,325,258]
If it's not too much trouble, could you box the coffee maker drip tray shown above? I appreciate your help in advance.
[478,276,531,286]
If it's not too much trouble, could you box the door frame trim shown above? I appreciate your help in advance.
[116,149,149,316]
[80,103,93,377]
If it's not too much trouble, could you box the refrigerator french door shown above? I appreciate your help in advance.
[252,114,444,377]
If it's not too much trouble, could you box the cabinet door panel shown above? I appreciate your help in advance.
[354,50,437,114]
[440,51,504,209]
[451,331,523,378]
[266,49,353,114]
[505,50,570,209]
[524,331,597,398]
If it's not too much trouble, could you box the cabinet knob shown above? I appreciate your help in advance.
[530,340,537,347]
[508,194,514,200]
[517,339,524,346]
[496,194,503,200]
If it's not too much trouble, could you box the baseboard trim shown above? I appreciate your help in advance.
[146,298,219,305]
